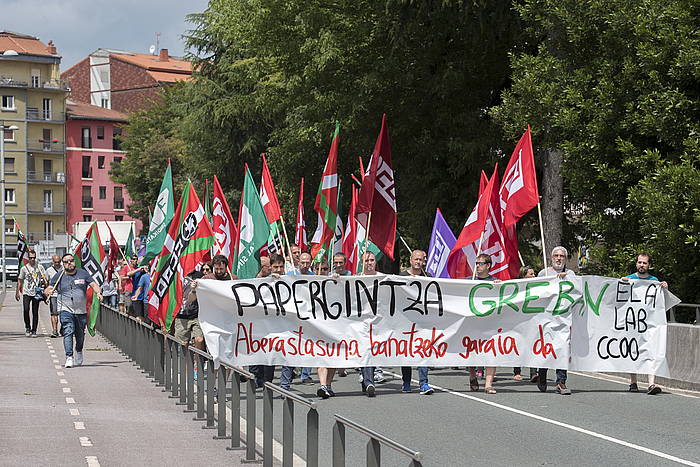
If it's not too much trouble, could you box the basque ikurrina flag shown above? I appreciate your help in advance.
[73,222,107,336]
[147,181,214,331]
[310,122,340,262]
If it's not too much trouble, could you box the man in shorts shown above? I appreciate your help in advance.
[175,269,205,351]
[117,257,136,314]
[45,254,63,337]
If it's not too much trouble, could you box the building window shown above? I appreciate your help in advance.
[82,156,92,179]
[115,215,123,221]
[1,95,15,110]
[4,219,15,234]
[83,215,92,222]
[97,126,104,140]
[3,128,15,142]
[114,186,124,210]
[4,188,15,204]
[82,186,92,209]
[113,128,122,151]
[101,98,109,109]
[31,69,40,88]
[44,221,53,240]
[98,155,105,169]
[113,156,122,168]
[99,186,106,199]
[4,157,14,173]
[81,127,91,148]
[42,98,52,120]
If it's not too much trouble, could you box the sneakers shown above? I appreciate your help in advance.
[373,370,385,383]
[556,383,571,395]
[366,384,376,397]
[357,373,364,384]
[25,329,31,337]
[31,332,38,338]
[75,352,84,366]
[419,384,434,395]
[327,387,336,397]
[51,330,59,338]
[316,385,331,399]
[402,381,412,393]
[65,356,74,368]
[629,383,639,393]
[337,369,348,377]
[647,384,661,395]
[300,377,314,384]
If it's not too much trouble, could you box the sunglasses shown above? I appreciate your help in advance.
[62,259,75,264]
[475,261,490,266]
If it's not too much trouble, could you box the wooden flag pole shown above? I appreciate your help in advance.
[471,229,487,280]
[45,268,65,304]
[536,202,548,272]
[360,211,373,275]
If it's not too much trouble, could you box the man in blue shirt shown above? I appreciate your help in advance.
[621,253,668,395]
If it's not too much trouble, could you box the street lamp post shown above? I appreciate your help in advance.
[0,123,20,298]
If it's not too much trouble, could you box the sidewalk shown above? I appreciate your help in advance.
[0,293,248,466]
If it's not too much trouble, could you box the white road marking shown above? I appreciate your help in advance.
[70,408,80,416]
[57,371,64,376]
[66,397,76,404]
[74,421,86,430]
[85,456,100,467]
[54,365,61,369]
[53,359,59,363]
[388,371,700,467]
[62,387,72,393]
[79,437,93,447]
[60,379,68,384]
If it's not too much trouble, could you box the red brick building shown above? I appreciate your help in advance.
[61,48,192,114]
[65,101,142,234]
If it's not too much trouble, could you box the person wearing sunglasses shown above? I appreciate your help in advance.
[16,250,47,337]
[44,253,102,368]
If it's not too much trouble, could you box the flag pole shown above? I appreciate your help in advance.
[279,216,296,274]
[360,211,373,275]
[471,229,486,280]
[536,202,548,271]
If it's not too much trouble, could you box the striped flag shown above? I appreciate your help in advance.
[74,222,107,336]
[311,122,340,262]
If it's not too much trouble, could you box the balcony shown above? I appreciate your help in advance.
[28,202,65,214]
[0,76,68,92]
[26,107,65,122]
[27,232,55,242]
[0,76,28,88]
[27,171,66,184]
[82,198,93,209]
[114,198,124,210]
[27,140,64,153]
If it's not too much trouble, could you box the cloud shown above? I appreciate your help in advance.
[2,0,210,70]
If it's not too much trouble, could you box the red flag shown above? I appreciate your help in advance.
[342,186,360,273]
[260,154,283,223]
[355,114,397,260]
[310,123,340,261]
[447,164,499,278]
[295,178,307,252]
[499,126,539,227]
[212,175,238,267]
[105,223,120,282]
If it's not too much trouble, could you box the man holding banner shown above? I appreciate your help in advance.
[537,246,575,395]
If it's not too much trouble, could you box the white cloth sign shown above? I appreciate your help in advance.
[197,274,678,375]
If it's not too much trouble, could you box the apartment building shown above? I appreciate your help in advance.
[0,31,68,257]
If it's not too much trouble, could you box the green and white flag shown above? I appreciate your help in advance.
[125,224,135,258]
[235,165,270,279]
[142,162,174,265]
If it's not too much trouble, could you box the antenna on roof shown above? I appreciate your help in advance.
[149,45,156,55]
[155,32,161,55]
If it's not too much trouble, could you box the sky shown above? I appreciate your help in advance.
[2,0,211,71]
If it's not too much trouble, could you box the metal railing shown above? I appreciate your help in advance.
[27,141,64,153]
[669,303,700,325]
[27,202,65,214]
[26,108,65,121]
[27,171,66,183]
[0,77,69,91]
[333,415,423,467]
[27,231,55,242]
[96,303,423,466]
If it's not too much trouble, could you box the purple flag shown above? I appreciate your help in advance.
[426,209,457,278]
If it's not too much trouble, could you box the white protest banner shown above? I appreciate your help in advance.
[197,275,677,374]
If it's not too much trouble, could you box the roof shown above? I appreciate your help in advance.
[0,30,59,57]
[66,101,128,122]
[110,51,193,82]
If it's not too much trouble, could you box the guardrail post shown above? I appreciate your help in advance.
[169,341,179,398]
[332,420,345,467]
[242,378,259,463]
[185,349,195,412]
[228,372,242,450]
[306,408,319,467]
[263,386,273,467]
[283,396,294,466]
[214,367,229,439]
[163,338,171,392]
[204,358,216,429]
[176,345,187,405]
[155,331,164,386]
[193,353,205,418]
[367,438,381,467]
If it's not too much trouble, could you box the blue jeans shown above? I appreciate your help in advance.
[105,295,118,308]
[361,367,375,387]
[401,366,429,386]
[280,366,295,389]
[300,367,312,380]
[539,368,567,384]
[60,312,87,357]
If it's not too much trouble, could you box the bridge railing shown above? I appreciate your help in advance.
[96,303,421,466]
[668,303,700,325]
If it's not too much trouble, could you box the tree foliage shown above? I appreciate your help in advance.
[492,0,700,301]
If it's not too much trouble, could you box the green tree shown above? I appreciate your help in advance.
[492,0,700,301]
